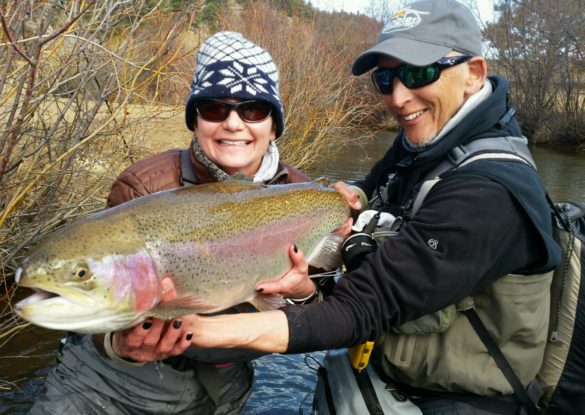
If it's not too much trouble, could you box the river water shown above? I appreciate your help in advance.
[1,132,584,414]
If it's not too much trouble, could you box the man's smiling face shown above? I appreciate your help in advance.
[378,54,472,147]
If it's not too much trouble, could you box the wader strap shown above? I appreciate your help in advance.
[462,308,542,415]
[180,149,198,186]
[193,362,221,405]
[317,366,338,415]
[448,136,536,170]
[355,370,385,415]
[411,151,532,218]
[412,178,441,216]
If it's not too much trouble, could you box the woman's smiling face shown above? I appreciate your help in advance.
[195,98,276,176]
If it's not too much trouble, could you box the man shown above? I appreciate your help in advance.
[139,1,562,413]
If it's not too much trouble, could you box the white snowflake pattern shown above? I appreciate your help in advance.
[216,63,271,96]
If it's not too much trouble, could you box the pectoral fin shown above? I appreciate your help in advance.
[249,294,286,311]
[306,233,344,271]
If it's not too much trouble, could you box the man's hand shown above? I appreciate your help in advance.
[110,277,192,362]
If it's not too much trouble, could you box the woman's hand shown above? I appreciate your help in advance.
[256,244,315,299]
[331,181,361,211]
[110,277,192,362]
[255,182,357,301]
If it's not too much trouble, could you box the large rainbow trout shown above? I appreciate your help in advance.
[15,181,350,333]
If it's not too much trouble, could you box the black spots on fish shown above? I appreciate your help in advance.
[135,221,153,238]
[46,253,58,263]
[249,257,260,268]
[204,229,223,240]
[160,250,178,264]
[182,264,198,277]
[79,280,96,291]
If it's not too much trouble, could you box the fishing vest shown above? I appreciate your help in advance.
[374,136,554,396]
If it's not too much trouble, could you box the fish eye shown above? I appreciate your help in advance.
[73,265,91,280]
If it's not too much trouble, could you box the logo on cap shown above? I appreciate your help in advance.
[382,8,430,34]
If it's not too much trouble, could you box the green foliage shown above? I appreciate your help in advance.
[197,0,226,31]
[269,0,314,18]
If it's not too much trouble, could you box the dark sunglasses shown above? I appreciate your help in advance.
[195,99,272,123]
[371,55,473,95]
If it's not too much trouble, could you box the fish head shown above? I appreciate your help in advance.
[14,237,161,334]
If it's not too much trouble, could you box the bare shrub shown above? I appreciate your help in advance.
[485,0,585,148]
[0,0,201,343]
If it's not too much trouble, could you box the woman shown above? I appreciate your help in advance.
[28,31,317,415]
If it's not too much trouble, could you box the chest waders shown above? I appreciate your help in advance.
[382,136,584,415]
[365,136,547,414]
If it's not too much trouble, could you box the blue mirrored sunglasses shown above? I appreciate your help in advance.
[371,55,473,95]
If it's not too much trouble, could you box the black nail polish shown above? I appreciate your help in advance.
[186,333,193,341]
[142,321,152,330]
[293,244,298,253]
[173,320,182,329]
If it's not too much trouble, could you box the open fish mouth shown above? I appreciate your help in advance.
[16,288,65,308]
[15,294,143,334]
[14,288,133,333]
[15,265,99,308]
[15,285,98,311]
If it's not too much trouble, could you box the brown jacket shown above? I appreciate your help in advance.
[92,146,311,364]
[107,146,311,207]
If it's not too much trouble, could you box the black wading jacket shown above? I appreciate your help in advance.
[284,76,560,352]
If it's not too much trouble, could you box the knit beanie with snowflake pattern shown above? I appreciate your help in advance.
[185,31,285,138]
